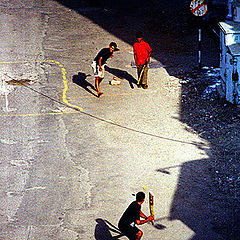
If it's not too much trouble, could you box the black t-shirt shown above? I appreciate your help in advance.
[118,201,141,227]
[94,48,113,65]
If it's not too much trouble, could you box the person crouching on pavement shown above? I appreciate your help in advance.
[133,31,152,89]
[118,192,154,240]
[91,42,119,97]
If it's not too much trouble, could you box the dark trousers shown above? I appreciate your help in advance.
[137,64,148,85]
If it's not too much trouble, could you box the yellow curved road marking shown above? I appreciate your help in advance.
[0,59,83,117]
[45,60,83,111]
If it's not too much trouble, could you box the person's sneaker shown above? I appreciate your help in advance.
[137,84,142,88]
[97,92,103,97]
[142,84,148,89]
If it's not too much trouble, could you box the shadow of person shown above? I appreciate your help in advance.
[147,217,167,230]
[72,72,98,97]
[105,65,137,89]
[94,218,124,240]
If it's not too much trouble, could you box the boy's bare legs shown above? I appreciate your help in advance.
[95,77,103,97]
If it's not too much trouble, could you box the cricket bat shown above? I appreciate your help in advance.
[149,192,154,225]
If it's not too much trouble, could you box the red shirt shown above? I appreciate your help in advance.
[133,40,152,66]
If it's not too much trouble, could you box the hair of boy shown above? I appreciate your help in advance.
[110,42,117,48]
[136,192,145,202]
[136,31,143,38]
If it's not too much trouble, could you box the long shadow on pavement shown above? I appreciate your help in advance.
[94,218,124,239]
[105,65,137,89]
[72,72,98,97]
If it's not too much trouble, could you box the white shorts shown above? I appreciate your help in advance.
[91,61,105,78]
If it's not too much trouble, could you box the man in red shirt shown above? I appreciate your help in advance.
[133,32,152,89]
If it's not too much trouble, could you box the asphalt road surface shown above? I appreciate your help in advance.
[0,1,226,239]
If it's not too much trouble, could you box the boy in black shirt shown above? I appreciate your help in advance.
[91,42,119,97]
[118,192,154,240]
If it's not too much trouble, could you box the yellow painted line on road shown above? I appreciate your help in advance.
[45,60,83,111]
[0,111,79,118]
[0,59,83,113]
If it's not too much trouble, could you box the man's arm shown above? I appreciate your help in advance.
[133,44,139,67]
[140,210,147,219]
[136,214,154,225]
[145,43,152,64]
[134,54,139,67]
[145,55,150,65]
[145,50,152,64]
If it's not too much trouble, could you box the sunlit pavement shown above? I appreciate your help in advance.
[0,1,223,239]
